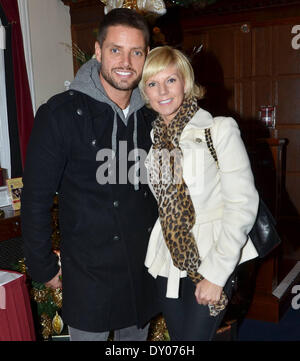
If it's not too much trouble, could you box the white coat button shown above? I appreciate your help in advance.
[195,138,202,143]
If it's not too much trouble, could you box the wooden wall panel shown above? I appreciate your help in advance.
[238,80,253,119]
[276,78,300,125]
[237,28,252,79]
[253,26,273,77]
[208,28,236,79]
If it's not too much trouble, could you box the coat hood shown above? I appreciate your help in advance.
[69,58,145,123]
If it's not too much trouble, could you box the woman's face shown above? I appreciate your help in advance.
[144,64,185,125]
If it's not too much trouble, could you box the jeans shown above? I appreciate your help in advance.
[155,273,236,341]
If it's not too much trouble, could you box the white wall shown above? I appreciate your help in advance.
[18,0,36,113]
[0,18,11,177]
[27,0,74,110]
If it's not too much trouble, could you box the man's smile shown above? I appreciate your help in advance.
[114,68,136,77]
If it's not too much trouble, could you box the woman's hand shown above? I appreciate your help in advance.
[194,278,223,305]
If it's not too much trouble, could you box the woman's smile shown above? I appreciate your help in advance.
[159,98,173,105]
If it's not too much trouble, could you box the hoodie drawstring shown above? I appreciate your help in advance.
[133,112,139,191]
[112,110,118,159]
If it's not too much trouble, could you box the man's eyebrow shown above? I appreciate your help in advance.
[106,43,145,50]
[105,42,121,48]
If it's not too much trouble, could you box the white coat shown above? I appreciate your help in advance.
[145,108,259,298]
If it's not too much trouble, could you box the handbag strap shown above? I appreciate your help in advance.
[205,128,219,169]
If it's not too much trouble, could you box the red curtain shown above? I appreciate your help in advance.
[0,0,34,168]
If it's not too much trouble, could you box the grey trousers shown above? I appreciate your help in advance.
[68,323,150,341]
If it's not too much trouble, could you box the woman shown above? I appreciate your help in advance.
[139,46,259,341]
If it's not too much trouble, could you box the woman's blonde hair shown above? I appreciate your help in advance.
[139,46,205,103]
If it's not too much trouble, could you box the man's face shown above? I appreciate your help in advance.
[95,25,148,93]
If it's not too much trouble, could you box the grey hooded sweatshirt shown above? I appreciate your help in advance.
[70,58,146,189]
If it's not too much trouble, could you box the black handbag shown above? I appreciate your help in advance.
[205,128,282,258]
[248,198,281,258]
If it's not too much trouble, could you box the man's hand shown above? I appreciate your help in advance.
[194,278,222,305]
[45,268,62,289]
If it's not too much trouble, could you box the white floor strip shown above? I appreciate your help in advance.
[272,261,300,299]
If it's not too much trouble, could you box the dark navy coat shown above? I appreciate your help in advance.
[21,90,159,332]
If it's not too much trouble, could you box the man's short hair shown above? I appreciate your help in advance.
[97,8,150,49]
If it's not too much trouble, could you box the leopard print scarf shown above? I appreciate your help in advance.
[149,96,228,316]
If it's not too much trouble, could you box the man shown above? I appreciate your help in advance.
[21,9,159,341]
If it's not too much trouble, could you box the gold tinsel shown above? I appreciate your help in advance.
[32,288,48,303]
[123,0,138,10]
[148,314,170,341]
[17,258,27,274]
[52,288,63,309]
[41,313,53,340]
[31,285,62,307]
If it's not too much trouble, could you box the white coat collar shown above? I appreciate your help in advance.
[183,108,214,131]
